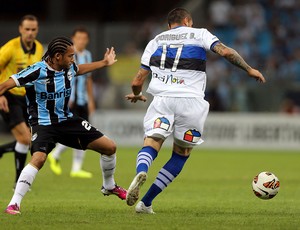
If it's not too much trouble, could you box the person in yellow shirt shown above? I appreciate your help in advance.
[0,15,43,188]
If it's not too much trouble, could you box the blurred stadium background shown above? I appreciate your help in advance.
[1,1,300,229]
[0,0,300,149]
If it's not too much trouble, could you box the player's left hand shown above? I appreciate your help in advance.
[248,68,266,83]
[103,47,117,66]
[125,93,147,103]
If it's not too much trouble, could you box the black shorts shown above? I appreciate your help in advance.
[30,116,103,155]
[71,104,89,121]
[0,92,28,129]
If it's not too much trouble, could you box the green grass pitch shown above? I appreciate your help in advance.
[0,147,300,229]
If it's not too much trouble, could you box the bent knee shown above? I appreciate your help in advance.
[30,152,47,169]
[17,137,31,146]
[87,137,117,155]
[173,142,192,156]
[104,140,117,155]
[14,132,31,145]
[11,123,31,145]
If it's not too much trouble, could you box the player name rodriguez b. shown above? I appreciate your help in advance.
[155,32,196,42]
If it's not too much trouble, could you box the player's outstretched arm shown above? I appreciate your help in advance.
[212,42,266,83]
[77,47,117,75]
[125,68,149,103]
[0,78,17,112]
[0,78,16,95]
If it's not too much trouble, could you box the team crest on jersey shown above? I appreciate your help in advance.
[183,129,201,143]
[154,117,170,131]
[67,70,73,81]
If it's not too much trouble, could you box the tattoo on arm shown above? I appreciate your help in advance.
[213,43,251,72]
[132,72,143,93]
[132,69,149,94]
[212,42,226,55]
[226,50,251,72]
[135,70,144,80]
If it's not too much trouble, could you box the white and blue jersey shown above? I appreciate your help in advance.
[10,61,78,126]
[141,26,219,98]
[70,50,92,106]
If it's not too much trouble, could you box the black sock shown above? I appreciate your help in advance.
[14,150,27,183]
[0,141,16,158]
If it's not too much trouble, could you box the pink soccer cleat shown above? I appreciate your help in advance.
[101,185,127,200]
[5,203,21,215]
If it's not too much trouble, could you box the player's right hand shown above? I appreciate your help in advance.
[248,68,266,83]
[0,95,9,112]
[125,93,147,103]
[103,47,117,66]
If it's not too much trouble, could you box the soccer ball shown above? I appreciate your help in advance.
[252,171,280,200]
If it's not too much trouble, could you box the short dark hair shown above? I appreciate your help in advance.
[19,15,38,26]
[167,8,191,26]
[71,26,90,38]
[42,36,73,61]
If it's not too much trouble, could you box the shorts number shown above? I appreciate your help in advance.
[82,120,91,131]
[160,44,183,72]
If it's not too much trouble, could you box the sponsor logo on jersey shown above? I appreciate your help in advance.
[154,117,170,131]
[40,77,51,84]
[40,88,71,100]
[153,73,185,85]
[31,132,38,141]
[183,129,201,143]
[39,146,47,152]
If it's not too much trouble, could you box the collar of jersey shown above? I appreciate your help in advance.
[44,61,65,73]
[20,37,36,54]
[171,26,185,30]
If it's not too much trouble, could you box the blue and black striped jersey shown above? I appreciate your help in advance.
[70,50,92,106]
[11,61,78,126]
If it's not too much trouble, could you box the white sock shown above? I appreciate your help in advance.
[100,154,116,190]
[15,142,29,154]
[8,164,38,207]
[72,149,85,172]
[51,143,67,160]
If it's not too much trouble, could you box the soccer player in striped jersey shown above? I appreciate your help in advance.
[125,8,266,214]
[0,15,43,188]
[0,37,126,215]
[48,27,95,179]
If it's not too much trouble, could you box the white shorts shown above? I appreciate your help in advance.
[144,96,209,147]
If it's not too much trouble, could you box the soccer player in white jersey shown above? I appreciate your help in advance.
[125,8,265,214]
[48,27,95,179]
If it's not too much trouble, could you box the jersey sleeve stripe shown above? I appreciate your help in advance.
[141,64,151,71]
[15,67,41,86]
[10,75,20,86]
[210,40,220,51]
